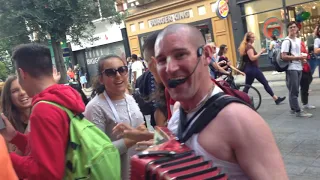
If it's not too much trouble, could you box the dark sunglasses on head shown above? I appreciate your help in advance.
[101,66,128,77]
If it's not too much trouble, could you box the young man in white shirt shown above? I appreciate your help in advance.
[281,21,312,118]
[131,54,144,85]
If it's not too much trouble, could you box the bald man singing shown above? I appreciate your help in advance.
[154,24,288,180]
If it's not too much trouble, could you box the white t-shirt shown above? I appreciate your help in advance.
[281,37,302,71]
[271,40,281,50]
[131,61,144,80]
[314,38,320,49]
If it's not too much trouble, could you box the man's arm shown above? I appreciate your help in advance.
[225,104,288,179]
[11,104,69,179]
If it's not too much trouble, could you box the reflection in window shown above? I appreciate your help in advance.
[244,0,282,15]
[285,0,314,6]
[245,9,286,53]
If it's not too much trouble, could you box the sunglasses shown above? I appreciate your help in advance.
[101,66,128,77]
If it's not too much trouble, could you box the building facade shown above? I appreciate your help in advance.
[230,0,320,69]
[70,20,127,85]
[125,0,238,66]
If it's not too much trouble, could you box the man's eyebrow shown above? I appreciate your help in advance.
[155,48,189,59]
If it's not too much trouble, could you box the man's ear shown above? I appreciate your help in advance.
[18,68,26,80]
[203,45,214,65]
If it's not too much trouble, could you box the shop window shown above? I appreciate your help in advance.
[287,1,320,46]
[244,0,282,15]
[198,6,206,16]
[210,3,215,13]
[245,9,286,53]
[130,24,136,32]
[139,22,145,30]
[195,24,213,43]
[286,0,317,6]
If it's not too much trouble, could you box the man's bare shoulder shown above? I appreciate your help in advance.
[217,102,265,126]
[207,102,272,142]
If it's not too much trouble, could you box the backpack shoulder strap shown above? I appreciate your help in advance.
[288,39,292,55]
[178,93,248,143]
[34,101,75,120]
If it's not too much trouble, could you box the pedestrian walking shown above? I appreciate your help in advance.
[238,32,286,105]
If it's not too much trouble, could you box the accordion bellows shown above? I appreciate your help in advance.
[130,127,228,180]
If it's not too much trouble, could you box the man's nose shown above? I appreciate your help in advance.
[166,57,179,74]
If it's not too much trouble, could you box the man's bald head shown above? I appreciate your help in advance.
[156,24,206,50]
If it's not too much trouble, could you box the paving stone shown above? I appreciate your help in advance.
[289,175,320,180]
[283,155,316,166]
[311,157,320,167]
[285,164,307,175]
[302,167,320,177]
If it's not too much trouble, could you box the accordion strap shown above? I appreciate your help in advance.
[178,92,248,143]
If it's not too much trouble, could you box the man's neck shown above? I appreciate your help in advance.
[180,83,214,112]
[289,34,296,39]
[31,78,56,97]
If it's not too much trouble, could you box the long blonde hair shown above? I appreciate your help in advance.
[238,32,254,56]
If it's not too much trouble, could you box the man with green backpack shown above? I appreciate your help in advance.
[0,43,120,180]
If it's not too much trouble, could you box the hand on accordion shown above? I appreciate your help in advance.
[113,123,154,145]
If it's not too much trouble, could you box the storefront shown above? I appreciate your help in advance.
[70,20,126,85]
[125,0,238,66]
[230,0,320,69]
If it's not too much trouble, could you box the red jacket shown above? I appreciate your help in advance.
[10,84,85,180]
[301,41,311,73]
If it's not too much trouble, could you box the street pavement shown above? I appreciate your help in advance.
[235,71,320,180]
[83,70,320,179]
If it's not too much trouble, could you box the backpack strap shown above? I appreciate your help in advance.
[34,101,85,120]
[177,93,248,143]
[288,39,292,56]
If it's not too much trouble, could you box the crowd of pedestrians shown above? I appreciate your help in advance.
[0,20,318,180]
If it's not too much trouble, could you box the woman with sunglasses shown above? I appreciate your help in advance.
[84,55,147,180]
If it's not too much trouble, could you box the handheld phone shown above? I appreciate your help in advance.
[0,116,6,130]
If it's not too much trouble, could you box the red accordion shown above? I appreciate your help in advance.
[130,127,228,180]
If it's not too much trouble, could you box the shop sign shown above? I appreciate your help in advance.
[262,17,284,39]
[216,0,229,19]
[148,10,192,27]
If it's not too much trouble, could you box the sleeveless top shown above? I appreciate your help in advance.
[242,44,258,67]
[168,86,249,180]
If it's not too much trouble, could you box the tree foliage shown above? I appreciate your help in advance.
[0,61,8,81]
[0,0,123,83]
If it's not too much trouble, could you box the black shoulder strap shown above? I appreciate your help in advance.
[288,39,292,56]
[177,93,248,143]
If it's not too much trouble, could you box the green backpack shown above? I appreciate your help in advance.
[39,101,121,180]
